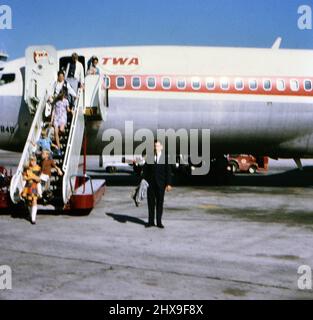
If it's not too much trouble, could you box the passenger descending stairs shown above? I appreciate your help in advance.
[52,89,85,207]
[10,89,85,208]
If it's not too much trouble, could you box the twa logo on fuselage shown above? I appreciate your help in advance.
[101,56,140,72]
[33,50,49,64]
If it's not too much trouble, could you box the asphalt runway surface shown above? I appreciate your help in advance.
[1,152,313,300]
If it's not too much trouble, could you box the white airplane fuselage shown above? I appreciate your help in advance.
[1,45,313,159]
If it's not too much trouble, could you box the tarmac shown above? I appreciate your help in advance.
[1,152,313,300]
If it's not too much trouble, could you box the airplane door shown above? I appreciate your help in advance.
[25,46,59,114]
[59,56,86,76]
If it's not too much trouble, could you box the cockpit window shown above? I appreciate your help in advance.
[0,73,15,86]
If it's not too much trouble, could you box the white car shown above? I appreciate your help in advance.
[100,156,139,173]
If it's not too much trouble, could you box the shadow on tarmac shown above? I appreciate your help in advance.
[0,205,92,220]
[106,212,147,226]
[0,207,29,221]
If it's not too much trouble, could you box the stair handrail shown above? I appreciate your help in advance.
[10,91,49,204]
[62,88,85,204]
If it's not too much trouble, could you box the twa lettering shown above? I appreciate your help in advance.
[102,57,139,66]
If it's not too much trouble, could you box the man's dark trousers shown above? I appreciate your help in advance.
[147,181,165,225]
[143,154,172,226]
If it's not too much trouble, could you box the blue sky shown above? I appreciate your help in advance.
[1,0,313,60]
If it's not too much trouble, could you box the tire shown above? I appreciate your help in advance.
[228,161,239,173]
[248,165,257,174]
[106,166,117,174]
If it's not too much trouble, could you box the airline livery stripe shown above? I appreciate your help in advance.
[104,75,313,97]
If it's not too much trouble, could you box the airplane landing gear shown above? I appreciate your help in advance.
[174,155,232,185]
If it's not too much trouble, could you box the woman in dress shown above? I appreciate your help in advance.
[21,156,41,225]
[50,91,72,157]
[87,56,100,75]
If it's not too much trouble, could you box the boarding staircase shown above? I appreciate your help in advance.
[10,46,108,209]
[9,87,85,208]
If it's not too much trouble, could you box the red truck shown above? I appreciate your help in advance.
[227,155,269,174]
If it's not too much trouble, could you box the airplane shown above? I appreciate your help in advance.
[0,39,313,208]
[0,50,8,71]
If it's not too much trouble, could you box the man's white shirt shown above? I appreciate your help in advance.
[51,80,77,98]
[67,61,85,84]
[155,152,162,164]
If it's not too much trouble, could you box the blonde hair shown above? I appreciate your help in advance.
[42,150,50,156]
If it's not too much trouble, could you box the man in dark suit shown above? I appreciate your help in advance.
[143,140,173,229]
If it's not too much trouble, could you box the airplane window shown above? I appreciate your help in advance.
[206,78,215,90]
[147,77,156,89]
[0,73,15,86]
[304,80,312,91]
[162,77,171,89]
[132,77,141,89]
[116,77,126,88]
[177,79,186,90]
[235,79,244,90]
[276,79,285,91]
[249,80,258,90]
[263,79,271,91]
[220,78,229,90]
[290,79,299,92]
[191,77,201,90]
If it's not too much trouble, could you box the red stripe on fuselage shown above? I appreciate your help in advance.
[105,75,313,97]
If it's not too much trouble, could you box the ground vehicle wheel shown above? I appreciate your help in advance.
[106,166,117,174]
[228,161,239,173]
[248,165,257,174]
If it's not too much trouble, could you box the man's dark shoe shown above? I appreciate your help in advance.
[145,223,156,228]
[157,224,165,229]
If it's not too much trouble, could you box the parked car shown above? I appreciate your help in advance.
[227,155,269,174]
[100,156,139,174]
